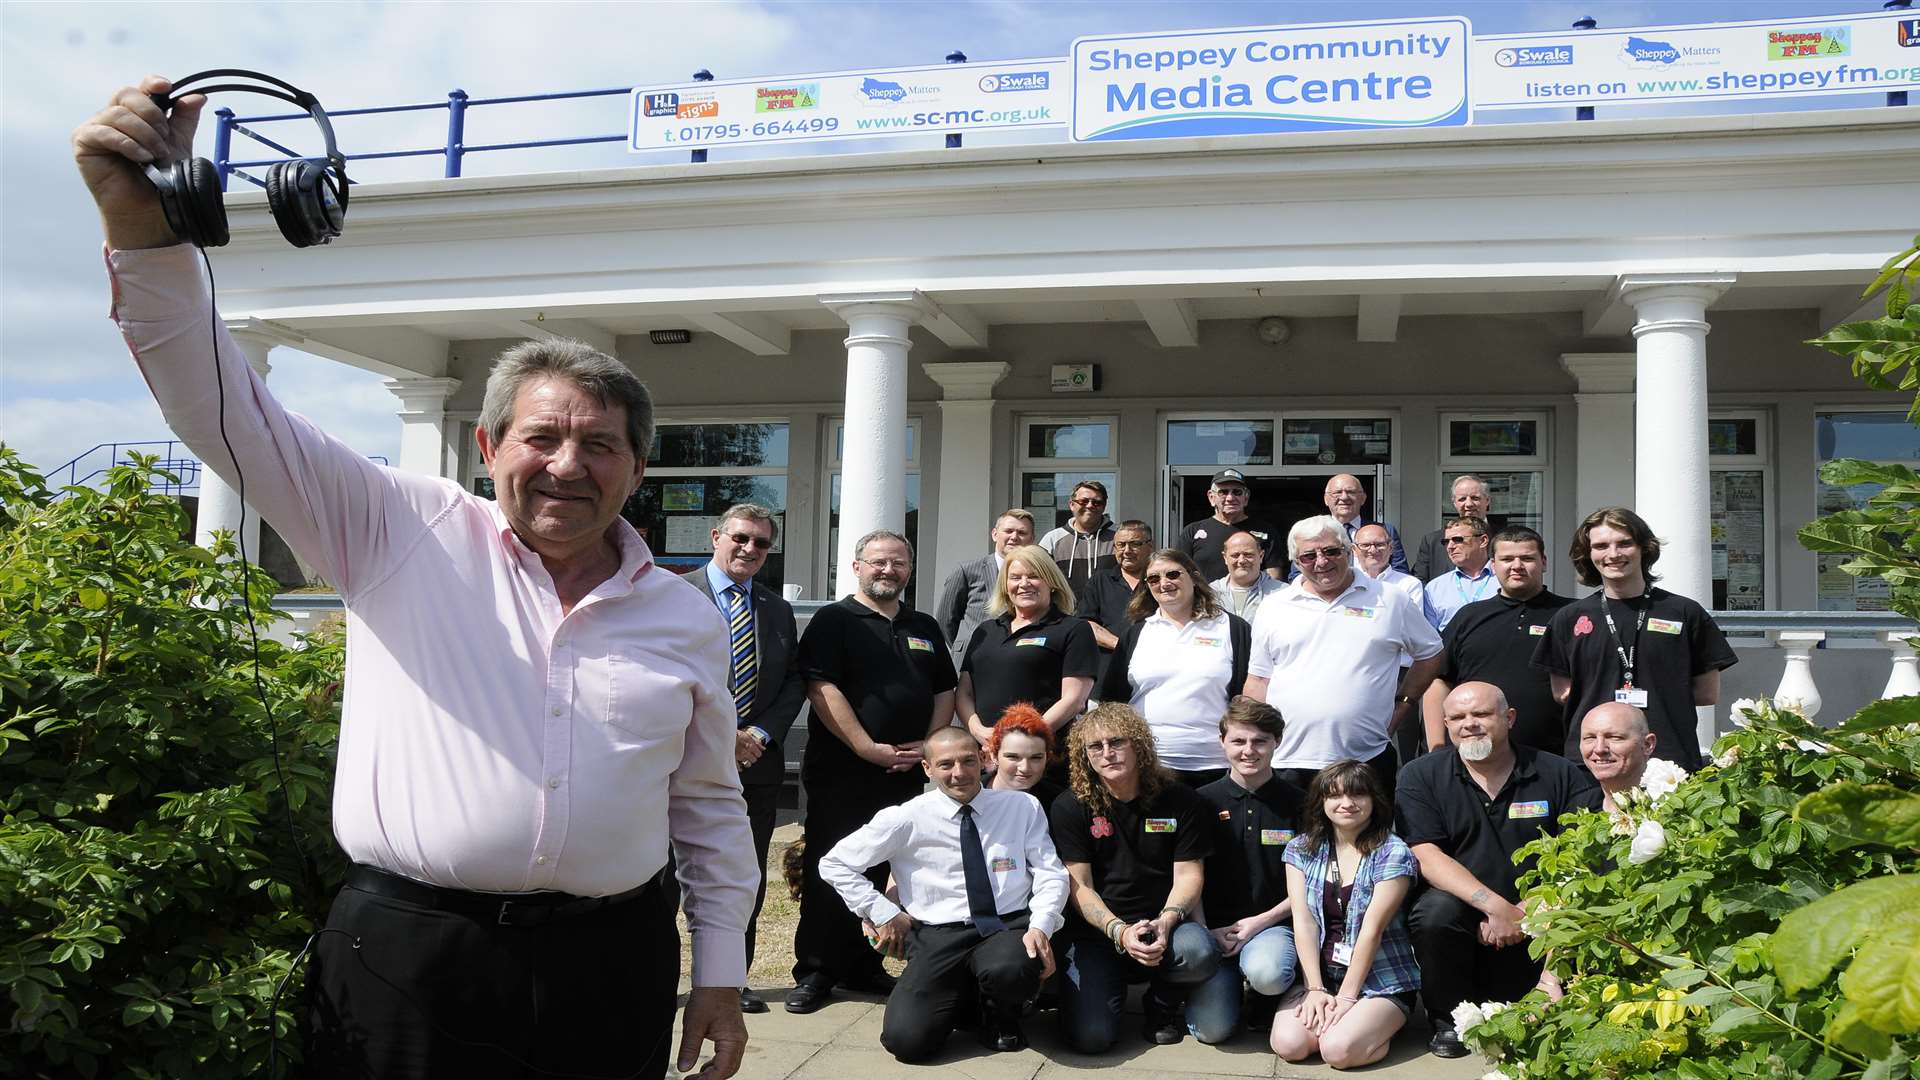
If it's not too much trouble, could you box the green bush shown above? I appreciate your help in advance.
[1460,699,1920,1078]
[0,448,345,1078]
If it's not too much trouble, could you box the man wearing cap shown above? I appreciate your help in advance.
[1175,469,1283,584]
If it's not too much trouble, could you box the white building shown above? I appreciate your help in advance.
[216,105,1920,725]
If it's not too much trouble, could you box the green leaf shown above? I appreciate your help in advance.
[1835,696,1920,733]
[1819,459,1920,489]
[1662,967,1711,989]
[1706,1004,1767,1036]
[1839,918,1920,1035]
[1772,877,1920,994]
[1833,998,1894,1058]
[76,587,107,611]
[1796,784,1920,850]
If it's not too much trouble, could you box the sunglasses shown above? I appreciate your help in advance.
[1443,536,1481,546]
[724,532,774,550]
[1071,498,1107,508]
[1297,547,1347,564]
[1144,569,1186,585]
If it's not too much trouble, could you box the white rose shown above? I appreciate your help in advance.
[1627,818,1668,865]
[1480,1000,1513,1022]
[1712,740,1740,768]
[1728,698,1760,728]
[1483,1071,1515,1080]
[1452,1000,1489,1033]
[1637,759,1690,803]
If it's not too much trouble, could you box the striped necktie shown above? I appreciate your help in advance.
[726,584,757,716]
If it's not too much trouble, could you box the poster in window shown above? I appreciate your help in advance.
[663,482,705,511]
[1283,433,1320,454]
[666,515,718,554]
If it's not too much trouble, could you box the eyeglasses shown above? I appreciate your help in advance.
[1213,488,1248,497]
[1354,541,1391,552]
[1144,569,1185,585]
[1071,498,1107,508]
[724,532,774,550]
[1084,738,1131,755]
[1297,547,1347,564]
[859,558,910,571]
[1114,539,1150,549]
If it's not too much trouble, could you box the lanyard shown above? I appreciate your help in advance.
[1601,596,1648,688]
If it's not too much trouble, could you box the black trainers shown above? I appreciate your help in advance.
[1429,1024,1469,1058]
[1143,1003,1186,1045]
[979,1010,1028,1052]
[1244,991,1280,1032]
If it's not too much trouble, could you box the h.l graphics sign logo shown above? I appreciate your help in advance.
[642,92,679,117]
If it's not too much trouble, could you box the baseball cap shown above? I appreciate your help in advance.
[1211,469,1248,488]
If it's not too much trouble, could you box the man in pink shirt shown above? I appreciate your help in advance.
[74,77,755,1080]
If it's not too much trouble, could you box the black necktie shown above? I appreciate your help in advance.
[958,804,1005,937]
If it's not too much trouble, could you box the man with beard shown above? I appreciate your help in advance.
[1580,702,1657,815]
[1395,682,1600,1058]
[789,531,958,1013]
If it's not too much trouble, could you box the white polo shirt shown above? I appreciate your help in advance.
[1250,572,1442,770]
[1118,610,1239,772]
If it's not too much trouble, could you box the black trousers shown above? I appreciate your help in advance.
[880,912,1045,1063]
[307,874,677,1079]
[793,768,922,986]
[1277,745,1400,801]
[742,780,780,971]
[1406,887,1542,1023]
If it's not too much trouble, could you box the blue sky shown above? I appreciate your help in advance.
[0,0,1903,479]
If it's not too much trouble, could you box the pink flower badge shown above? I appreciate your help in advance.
[1090,816,1113,839]
[1574,615,1594,637]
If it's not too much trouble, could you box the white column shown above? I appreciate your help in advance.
[1559,353,1637,518]
[924,361,1010,597]
[1622,274,1733,757]
[194,328,276,558]
[384,377,464,477]
[821,292,929,597]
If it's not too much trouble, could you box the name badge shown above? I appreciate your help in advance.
[990,857,1017,872]
[1145,818,1178,833]
[1260,829,1293,846]
[906,637,934,653]
[1331,941,1355,966]
[1509,800,1550,819]
[1616,687,1650,707]
[1342,606,1378,620]
[1217,809,1233,821]
[1194,636,1222,647]
[1528,624,1548,636]
[1014,637,1048,648]
[1648,618,1684,635]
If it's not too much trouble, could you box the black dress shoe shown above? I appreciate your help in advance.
[1143,1009,1186,1045]
[979,1012,1027,1053]
[784,981,833,1014]
[1429,1024,1469,1058]
[739,988,768,1014]
[840,970,898,996]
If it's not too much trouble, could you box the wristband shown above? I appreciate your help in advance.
[1159,905,1188,922]
[1305,985,1328,995]
[1337,994,1360,1003]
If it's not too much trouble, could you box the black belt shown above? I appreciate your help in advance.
[920,907,1030,932]
[345,864,663,928]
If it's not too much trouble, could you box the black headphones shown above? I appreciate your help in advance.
[145,69,349,249]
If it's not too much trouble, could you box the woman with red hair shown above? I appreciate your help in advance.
[988,703,1066,812]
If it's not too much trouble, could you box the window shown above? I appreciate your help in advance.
[1815,409,1915,611]
[1710,410,1769,611]
[1020,417,1118,531]
[826,418,921,604]
[1167,419,1273,466]
[624,421,789,581]
[1281,417,1392,466]
[1440,412,1550,561]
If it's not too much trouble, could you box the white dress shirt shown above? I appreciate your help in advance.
[819,787,1070,936]
[107,245,757,986]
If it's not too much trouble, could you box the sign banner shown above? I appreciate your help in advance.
[628,59,1068,152]
[1475,11,1920,109]
[1068,17,1472,142]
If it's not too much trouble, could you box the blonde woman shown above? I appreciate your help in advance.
[957,545,1096,748]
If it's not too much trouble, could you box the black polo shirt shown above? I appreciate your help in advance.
[961,606,1098,730]
[1176,516,1283,583]
[798,596,957,780]
[1440,589,1574,756]
[1531,587,1737,768]
[1051,780,1213,927]
[1196,773,1306,927]
[1076,568,1141,683]
[1395,746,1601,902]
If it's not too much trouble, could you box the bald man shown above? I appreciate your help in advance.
[1579,703,1657,814]
[1394,682,1600,1057]
[1321,473,1408,574]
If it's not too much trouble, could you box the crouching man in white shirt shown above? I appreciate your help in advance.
[820,727,1069,1061]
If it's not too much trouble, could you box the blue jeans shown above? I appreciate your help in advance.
[1187,925,1299,1044]
[1061,921,1220,1053]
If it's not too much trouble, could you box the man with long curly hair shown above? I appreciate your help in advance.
[1048,703,1220,1049]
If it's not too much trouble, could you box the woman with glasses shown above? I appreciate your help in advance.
[1096,549,1252,786]
[958,546,1097,756]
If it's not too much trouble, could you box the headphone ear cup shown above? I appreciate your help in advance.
[183,157,230,248]
[266,160,339,247]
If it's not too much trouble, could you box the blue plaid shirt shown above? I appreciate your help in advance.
[1283,832,1422,996]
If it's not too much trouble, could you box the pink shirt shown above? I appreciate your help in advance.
[107,245,755,987]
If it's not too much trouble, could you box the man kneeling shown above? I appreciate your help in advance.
[820,727,1067,1061]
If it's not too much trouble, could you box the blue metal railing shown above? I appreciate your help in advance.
[49,441,389,496]
[217,84,635,189]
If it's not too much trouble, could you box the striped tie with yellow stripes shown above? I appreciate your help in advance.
[726,584,757,716]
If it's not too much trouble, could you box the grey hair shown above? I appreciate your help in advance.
[479,338,654,456]
[1287,514,1349,560]
[854,529,914,563]
[718,502,780,543]
[1452,473,1488,494]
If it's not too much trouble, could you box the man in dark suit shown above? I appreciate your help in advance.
[1413,474,1492,582]
[932,508,1035,655]
[684,503,806,1014]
